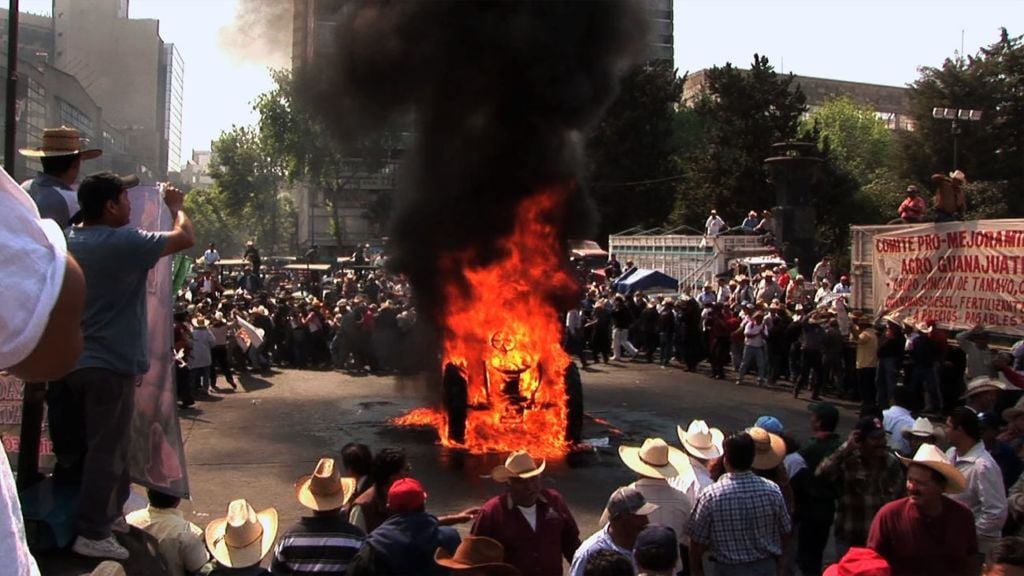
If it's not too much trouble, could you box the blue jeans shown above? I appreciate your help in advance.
[659,332,674,365]
[876,357,900,407]
[912,363,943,412]
[739,346,766,383]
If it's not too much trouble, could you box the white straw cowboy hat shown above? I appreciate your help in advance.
[618,438,692,480]
[295,458,357,512]
[748,427,786,470]
[205,499,278,568]
[19,126,102,159]
[960,376,1008,400]
[901,417,938,440]
[897,443,967,494]
[434,536,520,575]
[88,561,126,576]
[678,420,724,460]
[491,450,545,483]
[1004,397,1024,422]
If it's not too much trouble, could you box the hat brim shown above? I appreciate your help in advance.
[434,548,520,574]
[599,499,659,526]
[752,432,787,471]
[491,458,545,483]
[897,455,967,494]
[617,445,692,480]
[960,384,1004,400]
[901,429,937,440]
[205,508,278,568]
[678,425,724,460]
[295,476,355,512]
[18,147,101,159]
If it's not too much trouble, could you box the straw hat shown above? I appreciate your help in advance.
[434,536,520,575]
[491,451,545,483]
[193,316,208,328]
[677,420,724,460]
[901,417,937,439]
[89,562,126,576]
[748,427,786,470]
[19,126,102,159]
[897,443,967,494]
[295,458,357,512]
[205,499,278,568]
[618,438,692,480]
[960,376,1007,400]
[1003,396,1024,422]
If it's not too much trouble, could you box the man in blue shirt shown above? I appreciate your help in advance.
[53,172,194,560]
[19,126,102,226]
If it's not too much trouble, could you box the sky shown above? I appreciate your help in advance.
[17,0,1023,169]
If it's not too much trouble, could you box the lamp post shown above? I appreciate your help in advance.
[932,107,982,171]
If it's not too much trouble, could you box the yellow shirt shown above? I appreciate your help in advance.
[856,328,878,369]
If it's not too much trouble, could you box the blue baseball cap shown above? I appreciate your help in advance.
[755,415,784,435]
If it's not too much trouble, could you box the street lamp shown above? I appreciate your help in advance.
[932,107,983,170]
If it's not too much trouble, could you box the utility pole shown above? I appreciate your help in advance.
[4,0,19,174]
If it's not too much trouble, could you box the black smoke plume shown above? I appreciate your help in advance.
[303,0,646,325]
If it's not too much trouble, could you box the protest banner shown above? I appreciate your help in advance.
[128,186,190,497]
[871,219,1024,336]
[0,373,54,469]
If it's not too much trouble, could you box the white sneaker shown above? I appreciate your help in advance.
[72,535,130,560]
[112,517,130,534]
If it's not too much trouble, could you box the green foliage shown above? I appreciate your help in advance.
[671,54,808,228]
[801,96,893,184]
[184,184,296,257]
[903,28,1024,215]
[586,60,686,238]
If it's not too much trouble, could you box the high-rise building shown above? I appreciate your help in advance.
[291,0,342,72]
[161,43,184,173]
[53,0,179,179]
[646,0,674,67]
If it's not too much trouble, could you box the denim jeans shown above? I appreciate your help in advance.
[912,362,943,412]
[739,345,766,383]
[875,357,901,407]
[659,332,674,365]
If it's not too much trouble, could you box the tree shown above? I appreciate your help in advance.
[255,69,401,249]
[585,60,686,239]
[903,28,1024,214]
[800,96,894,184]
[671,54,807,228]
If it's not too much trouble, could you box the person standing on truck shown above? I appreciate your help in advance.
[742,210,760,233]
[705,209,725,237]
[812,256,833,286]
[932,171,968,222]
[897,185,927,223]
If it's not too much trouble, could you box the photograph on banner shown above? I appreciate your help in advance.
[127,185,191,498]
[872,219,1024,336]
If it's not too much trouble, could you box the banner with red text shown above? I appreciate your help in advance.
[872,219,1024,336]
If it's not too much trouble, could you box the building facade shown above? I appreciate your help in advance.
[646,0,674,67]
[181,149,213,190]
[161,43,184,174]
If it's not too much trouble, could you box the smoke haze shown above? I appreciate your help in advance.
[219,0,293,68]
[303,0,647,326]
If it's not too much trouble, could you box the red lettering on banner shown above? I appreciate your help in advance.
[901,257,933,274]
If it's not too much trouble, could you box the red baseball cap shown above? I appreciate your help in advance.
[823,547,890,576]
[387,477,427,513]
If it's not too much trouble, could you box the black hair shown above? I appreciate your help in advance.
[371,448,407,490]
[723,432,755,471]
[40,153,80,176]
[816,409,839,433]
[892,386,914,408]
[147,488,181,509]
[583,550,634,576]
[634,531,678,572]
[987,537,1024,567]
[340,442,373,477]
[77,172,125,221]
[950,407,982,442]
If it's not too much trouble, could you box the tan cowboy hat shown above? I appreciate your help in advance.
[193,316,208,328]
[1003,396,1024,422]
[205,499,278,568]
[960,376,1008,400]
[434,536,520,575]
[491,450,545,483]
[618,438,692,480]
[19,126,102,159]
[897,443,966,494]
[295,458,357,512]
[949,170,967,184]
[678,420,724,460]
[901,417,937,439]
[89,562,126,576]
[748,427,786,470]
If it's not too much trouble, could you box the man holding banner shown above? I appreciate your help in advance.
[55,173,194,560]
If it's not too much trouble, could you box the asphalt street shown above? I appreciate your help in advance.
[166,359,859,572]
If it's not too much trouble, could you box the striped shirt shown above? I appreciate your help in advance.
[686,471,791,565]
[271,515,366,575]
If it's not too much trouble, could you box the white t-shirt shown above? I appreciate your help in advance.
[0,167,67,370]
[517,504,537,530]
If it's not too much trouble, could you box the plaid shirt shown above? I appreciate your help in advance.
[817,441,905,545]
[686,471,791,564]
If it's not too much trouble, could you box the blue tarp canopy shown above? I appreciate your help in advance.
[612,268,679,294]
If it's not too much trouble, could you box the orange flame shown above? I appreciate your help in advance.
[393,186,578,458]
